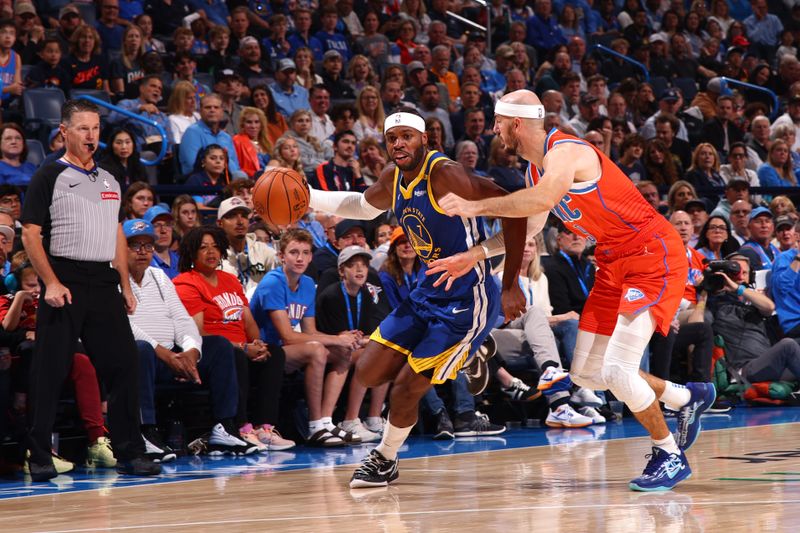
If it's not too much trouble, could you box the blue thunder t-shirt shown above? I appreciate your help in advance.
[250,267,316,345]
[392,150,495,304]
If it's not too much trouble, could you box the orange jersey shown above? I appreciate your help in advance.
[684,247,706,304]
[526,129,676,257]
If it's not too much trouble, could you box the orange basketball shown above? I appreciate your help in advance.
[252,167,310,226]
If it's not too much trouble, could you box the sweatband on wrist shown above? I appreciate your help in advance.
[736,285,746,297]
[309,188,386,220]
[384,112,425,133]
[479,232,506,259]
[494,102,546,119]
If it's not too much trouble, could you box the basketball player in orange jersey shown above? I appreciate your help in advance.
[308,109,528,488]
[430,90,716,492]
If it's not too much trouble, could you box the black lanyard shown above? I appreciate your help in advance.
[560,251,589,297]
[341,282,362,331]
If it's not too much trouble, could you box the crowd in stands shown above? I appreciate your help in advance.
[1,0,800,471]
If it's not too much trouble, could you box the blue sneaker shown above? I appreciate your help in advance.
[629,447,692,492]
[537,367,573,394]
[674,382,717,451]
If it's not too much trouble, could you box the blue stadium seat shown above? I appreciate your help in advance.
[673,77,698,102]
[26,139,46,167]
[23,87,65,130]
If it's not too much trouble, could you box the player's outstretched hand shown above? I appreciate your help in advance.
[438,192,481,218]
[501,284,526,323]
[427,248,482,291]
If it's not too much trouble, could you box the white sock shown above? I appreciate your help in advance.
[308,419,325,433]
[365,416,383,427]
[375,416,413,460]
[652,434,681,455]
[659,381,692,410]
[320,416,336,431]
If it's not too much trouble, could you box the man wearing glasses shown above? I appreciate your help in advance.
[729,199,753,245]
[144,205,180,279]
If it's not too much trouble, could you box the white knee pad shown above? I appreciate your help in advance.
[601,313,657,413]
[570,331,610,391]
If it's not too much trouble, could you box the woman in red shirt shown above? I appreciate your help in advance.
[173,227,294,451]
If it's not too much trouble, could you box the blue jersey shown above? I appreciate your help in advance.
[392,150,495,303]
[0,51,16,103]
[250,268,316,345]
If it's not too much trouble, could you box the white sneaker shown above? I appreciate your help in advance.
[545,404,594,428]
[578,406,606,424]
[339,418,381,443]
[570,387,604,408]
[208,423,260,455]
[363,417,385,435]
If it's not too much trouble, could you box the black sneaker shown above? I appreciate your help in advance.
[116,456,162,476]
[502,378,541,401]
[142,426,177,463]
[350,449,399,489]
[432,409,454,440]
[453,411,507,437]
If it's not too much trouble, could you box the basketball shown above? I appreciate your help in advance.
[252,167,310,226]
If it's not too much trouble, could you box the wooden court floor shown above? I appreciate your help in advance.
[1,419,800,533]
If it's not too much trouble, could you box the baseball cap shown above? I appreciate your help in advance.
[726,46,745,57]
[579,93,599,106]
[706,77,732,96]
[660,88,680,102]
[649,34,667,44]
[59,4,80,19]
[775,215,795,230]
[123,219,155,240]
[0,225,13,244]
[14,2,36,16]
[143,205,173,223]
[239,36,259,51]
[731,35,750,48]
[726,177,750,189]
[217,196,251,220]
[337,245,373,268]
[406,61,425,73]
[684,199,708,212]
[323,49,342,61]
[466,31,486,42]
[495,45,515,59]
[389,226,406,247]
[278,58,296,72]
[335,219,366,240]
[749,206,773,221]
[214,68,242,84]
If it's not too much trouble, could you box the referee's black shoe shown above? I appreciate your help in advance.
[116,456,162,476]
[28,461,58,482]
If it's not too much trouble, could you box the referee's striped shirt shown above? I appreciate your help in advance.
[21,161,121,261]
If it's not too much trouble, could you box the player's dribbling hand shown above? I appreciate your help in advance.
[501,285,526,323]
[438,193,480,218]
[427,248,481,291]
[45,282,72,308]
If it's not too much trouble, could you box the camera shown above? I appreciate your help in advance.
[701,260,741,293]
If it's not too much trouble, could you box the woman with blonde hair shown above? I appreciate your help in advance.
[758,139,798,188]
[769,195,797,219]
[772,123,800,177]
[171,194,200,241]
[233,107,272,178]
[167,80,200,144]
[111,24,146,98]
[266,136,304,175]
[347,54,378,93]
[294,46,322,90]
[285,110,333,174]
[686,143,725,195]
[352,86,384,142]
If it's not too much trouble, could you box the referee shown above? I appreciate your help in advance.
[21,100,160,481]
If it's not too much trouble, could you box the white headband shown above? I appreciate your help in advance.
[494,102,546,119]
[384,112,426,133]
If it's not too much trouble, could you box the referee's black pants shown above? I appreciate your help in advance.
[27,258,144,465]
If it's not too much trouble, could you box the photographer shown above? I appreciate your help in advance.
[708,253,800,389]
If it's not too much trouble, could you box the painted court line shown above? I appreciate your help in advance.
[36,498,800,533]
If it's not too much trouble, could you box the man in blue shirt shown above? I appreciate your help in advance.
[144,205,179,279]
[179,94,243,176]
[250,228,362,447]
[108,75,174,152]
[744,0,783,59]
[525,0,566,58]
[188,0,230,27]
[771,247,800,340]
[95,0,125,57]
[269,58,310,119]
[739,207,780,271]
[287,7,323,60]
[313,6,351,62]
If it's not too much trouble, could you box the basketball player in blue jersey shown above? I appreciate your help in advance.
[309,109,528,488]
